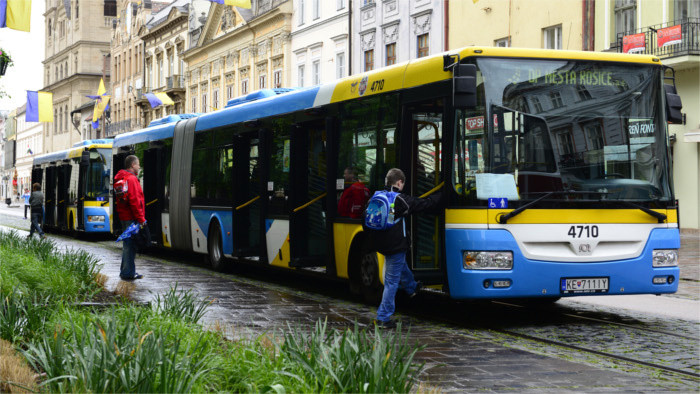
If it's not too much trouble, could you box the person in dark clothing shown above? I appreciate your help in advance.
[369,168,441,328]
[114,155,146,280]
[27,183,45,239]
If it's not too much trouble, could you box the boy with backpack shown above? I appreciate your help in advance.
[364,168,441,329]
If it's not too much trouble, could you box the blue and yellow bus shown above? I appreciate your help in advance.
[32,139,113,234]
[112,46,682,300]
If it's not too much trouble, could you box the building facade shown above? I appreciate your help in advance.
[42,0,113,152]
[14,104,44,195]
[109,0,170,136]
[352,0,444,74]
[182,1,293,115]
[448,0,589,50]
[595,0,699,230]
[138,0,194,125]
[291,0,350,87]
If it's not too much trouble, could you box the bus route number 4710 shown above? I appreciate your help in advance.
[568,225,599,238]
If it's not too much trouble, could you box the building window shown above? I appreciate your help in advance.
[313,0,320,19]
[274,69,282,88]
[241,79,249,94]
[192,97,197,112]
[213,89,219,110]
[585,124,604,150]
[364,49,374,72]
[259,74,266,89]
[202,93,208,112]
[298,64,305,86]
[417,34,429,58]
[385,43,396,66]
[543,25,562,49]
[495,37,510,47]
[312,60,320,85]
[337,0,345,10]
[298,0,305,25]
[557,131,574,155]
[336,52,345,78]
[227,84,233,100]
[549,91,563,109]
[615,0,636,36]
[168,52,174,76]
[104,0,116,17]
[675,0,700,20]
[531,96,543,113]
[576,85,592,101]
[158,56,164,87]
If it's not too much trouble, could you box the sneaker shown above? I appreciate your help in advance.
[120,273,143,281]
[409,281,423,298]
[375,319,397,329]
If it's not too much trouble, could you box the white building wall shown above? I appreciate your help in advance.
[353,0,444,74]
[15,112,44,193]
[291,0,350,87]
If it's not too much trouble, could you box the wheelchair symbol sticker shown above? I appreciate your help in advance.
[488,198,508,208]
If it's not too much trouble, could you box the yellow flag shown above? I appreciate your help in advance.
[6,0,32,32]
[37,91,53,122]
[225,0,251,8]
[93,95,110,123]
[154,92,175,106]
[97,78,106,96]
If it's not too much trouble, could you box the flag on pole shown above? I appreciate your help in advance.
[26,91,53,122]
[27,147,32,154]
[207,0,251,8]
[2,0,32,32]
[144,92,175,108]
[90,78,110,130]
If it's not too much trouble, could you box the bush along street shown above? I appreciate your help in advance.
[0,230,425,392]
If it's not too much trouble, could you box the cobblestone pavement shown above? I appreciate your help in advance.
[1,208,699,392]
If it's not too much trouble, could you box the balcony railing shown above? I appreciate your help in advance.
[614,18,699,58]
[105,118,139,137]
[166,75,185,90]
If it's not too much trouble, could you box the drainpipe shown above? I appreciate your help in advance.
[444,0,449,50]
[348,0,352,75]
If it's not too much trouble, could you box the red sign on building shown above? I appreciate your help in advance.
[623,33,646,53]
[657,25,682,47]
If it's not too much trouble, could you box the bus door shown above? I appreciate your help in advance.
[56,161,71,229]
[112,149,130,233]
[404,100,445,281]
[232,131,263,259]
[143,146,164,245]
[289,120,328,267]
[77,150,89,230]
[264,126,291,266]
[44,166,56,227]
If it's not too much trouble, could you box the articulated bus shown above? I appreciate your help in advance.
[112,46,682,300]
[31,140,113,234]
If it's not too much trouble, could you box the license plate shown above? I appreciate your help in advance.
[561,277,609,294]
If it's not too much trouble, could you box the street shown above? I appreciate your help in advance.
[1,204,698,392]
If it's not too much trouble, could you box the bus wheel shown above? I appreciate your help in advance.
[360,247,382,303]
[207,223,226,271]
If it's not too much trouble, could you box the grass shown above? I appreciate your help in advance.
[0,339,37,393]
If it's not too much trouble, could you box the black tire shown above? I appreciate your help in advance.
[359,245,382,303]
[207,223,226,271]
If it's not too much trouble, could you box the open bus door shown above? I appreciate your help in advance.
[44,166,56,227]
[56,162,70,229]
[403,99,445,285]
[143,145,164,246]
[231,131,264,259]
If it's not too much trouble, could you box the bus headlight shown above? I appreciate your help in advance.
[652,249,678,267]
[87,215,105,223]
[463,251,513,270]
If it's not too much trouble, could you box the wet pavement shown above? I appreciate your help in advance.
[1,205,698,392]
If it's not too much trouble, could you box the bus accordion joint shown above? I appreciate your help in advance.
[419,182,445,199]
[235,195,260,211]
[293,193,327,213]
[146,199,158,206]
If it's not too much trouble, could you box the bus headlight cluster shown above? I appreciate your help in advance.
[463,251,513,270]
[87,215,105,223]
[652,249,678,267]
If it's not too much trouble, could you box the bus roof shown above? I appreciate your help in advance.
[33,142,112,165]
[116,46,664,139]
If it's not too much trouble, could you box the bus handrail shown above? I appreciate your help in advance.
[235,195,260,210]
[146,199,158,207]
[293,192,327,213]
[420,181,444,198]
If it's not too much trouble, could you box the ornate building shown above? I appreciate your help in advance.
[108,0,169,136]
[182,0,293,114]
[42,0,113,152]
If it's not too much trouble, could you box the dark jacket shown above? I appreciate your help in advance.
[366,186,441,256]
[29,191,44,214]
[114,169,146,223]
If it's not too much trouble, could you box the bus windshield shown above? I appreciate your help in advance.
[86,148,111,199]
[455,58,672,203]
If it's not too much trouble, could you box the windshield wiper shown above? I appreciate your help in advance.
[598,199,667,223]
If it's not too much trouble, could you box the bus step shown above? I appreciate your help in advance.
[413,270,445,285]
[290,256,326,268]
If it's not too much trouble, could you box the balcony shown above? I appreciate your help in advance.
[105,119,139,137]
[166,75,186,92]
[614,18,699,65]
[135,87,151,104]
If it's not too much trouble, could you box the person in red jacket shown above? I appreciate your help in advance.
[114,155,146,280]
[338,166,370,219]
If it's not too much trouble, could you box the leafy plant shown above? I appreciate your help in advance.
[153,284,212,324]
[0,48,12,65]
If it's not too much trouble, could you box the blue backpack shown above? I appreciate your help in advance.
[363,190,400,231]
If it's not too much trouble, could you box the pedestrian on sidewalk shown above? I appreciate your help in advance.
[22,188,30,219]
[365,168,442,329]
[27,183,45,239]
[114,155,146,281]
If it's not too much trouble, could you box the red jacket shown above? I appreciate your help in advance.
[114,169,146,224]
[338,182,370,219]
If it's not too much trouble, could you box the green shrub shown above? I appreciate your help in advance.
[0,288,51,343]
[153,284,212,324]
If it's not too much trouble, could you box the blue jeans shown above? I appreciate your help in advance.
[120,220,137,279]
[376,251,418,322]
[28,212,44,237]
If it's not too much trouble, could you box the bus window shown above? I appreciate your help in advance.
[268,118,292,214]
[86,150,110,199]
[191,130,214,203]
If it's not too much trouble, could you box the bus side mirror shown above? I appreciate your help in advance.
[80,150,90,165]
[664,84,683,124]
[454,64,477,108]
